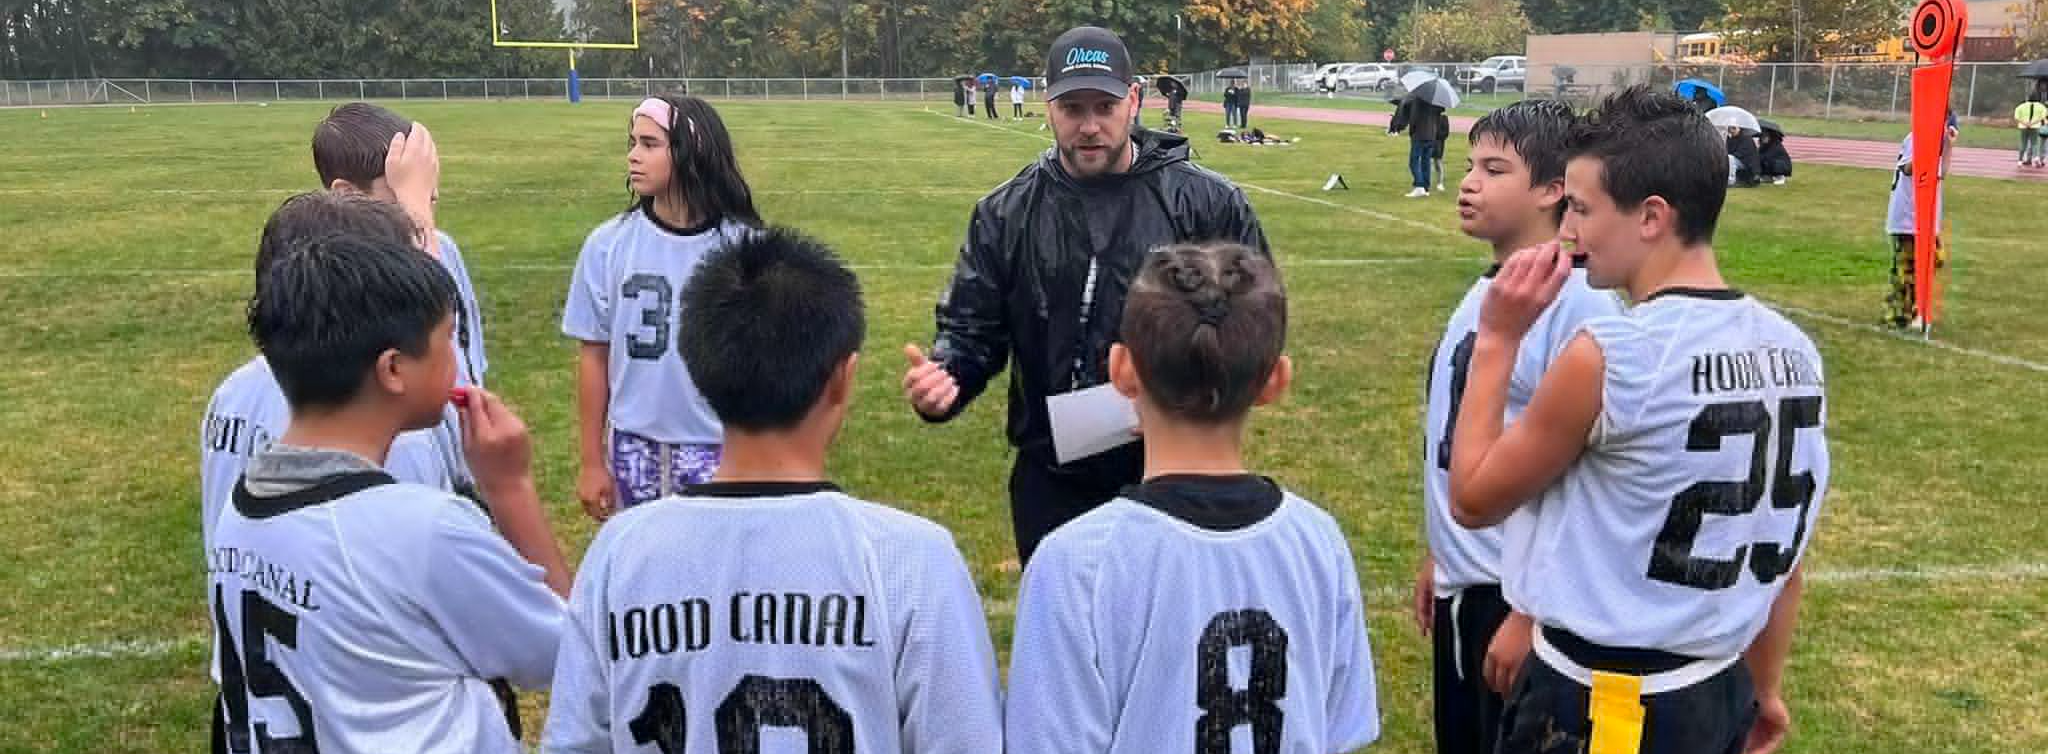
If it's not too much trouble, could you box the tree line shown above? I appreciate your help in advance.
[3,0,1911,81]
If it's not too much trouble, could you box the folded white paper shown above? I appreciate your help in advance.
[1046,384,1140,464]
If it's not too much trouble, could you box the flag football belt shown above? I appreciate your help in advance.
[1533,627,1743,754]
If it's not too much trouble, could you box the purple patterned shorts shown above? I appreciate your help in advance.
[610,430,722,508]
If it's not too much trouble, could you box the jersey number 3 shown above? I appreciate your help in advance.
[630,675,854,753]
[1649,397,1823,591]
[1196,610,1289,754]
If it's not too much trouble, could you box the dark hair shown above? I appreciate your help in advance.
[632,95,762,227]
[1119,243,1287,423]
[1469,99,1575,188]
[1565,85,1727,245]
[678,227,863,430]
[249,234,456,411]
[312,102,413,189]
[256,192,415,289]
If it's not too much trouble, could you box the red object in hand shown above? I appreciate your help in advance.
[450,386,472,408]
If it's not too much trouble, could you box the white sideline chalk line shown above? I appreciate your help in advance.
[0,187,995,197]
[1768,302,2048,373]
[8,561,2046,663]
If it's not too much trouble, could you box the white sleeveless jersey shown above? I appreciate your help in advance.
[1005,483,1380,754]
[1503,289,1829,659]
[541,485,1003,754]
[561,208,754,445]
[1421,267,1621,594]
[208,474,565,754]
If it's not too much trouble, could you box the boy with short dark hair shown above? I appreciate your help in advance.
[209,233,569,754]
[1450,85,1828,754]
[1420,99,1623,754]
[543,228,1002,753]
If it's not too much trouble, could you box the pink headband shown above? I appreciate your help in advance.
[632,98,696,138]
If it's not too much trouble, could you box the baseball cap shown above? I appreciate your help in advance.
[1045,26,1133,101]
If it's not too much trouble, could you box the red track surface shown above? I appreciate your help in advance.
[1167,98,2044,182]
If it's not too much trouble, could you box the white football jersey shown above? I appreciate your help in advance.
[437,231,489,390]
[542,483,1003,754]
[1503,289,1829,659]
[561,207,754,445]
[1421,266,1621,595]
[208,472,565,754]
[1005,477,1379,754]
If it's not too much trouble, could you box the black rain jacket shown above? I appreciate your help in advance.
[926,129,1269,464]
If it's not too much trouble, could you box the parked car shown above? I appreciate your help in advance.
[1292,63,1348,92]
[1334,63,1401,92]
[1456,55,1526,93]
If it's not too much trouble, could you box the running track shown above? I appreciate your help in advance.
[1166,99,2045,182]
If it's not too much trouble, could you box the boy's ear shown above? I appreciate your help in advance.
[1108,343,1142,400]
[1254,354,1292,407]
[329,178,365,195]
[825,352,860,409]
[1535,177,1567,215]
[370,347,407,397]
[1638,195,1674,243]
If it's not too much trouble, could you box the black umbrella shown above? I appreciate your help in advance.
[1758,118,1784,137]
[2019,60,2048,79]
[1217,68,1249,79]
[1156,76,1188,99]
[1404,78,1460,109]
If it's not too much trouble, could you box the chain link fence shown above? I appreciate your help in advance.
[8,65,2043,125]
[0,77,969,107]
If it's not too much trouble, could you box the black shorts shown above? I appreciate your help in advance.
[1433,584,1513,754]
[1497,628,1756,754]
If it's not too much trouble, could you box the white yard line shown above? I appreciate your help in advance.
[1767,301,2048,373]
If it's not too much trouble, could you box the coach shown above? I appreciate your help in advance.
[902,26,1268,563]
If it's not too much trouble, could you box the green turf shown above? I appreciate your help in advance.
[2,98,2045,753]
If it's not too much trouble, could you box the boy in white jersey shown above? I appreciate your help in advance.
[1419,99,1624,754]
[564,95,762,519]
[1006,243,1379,754]
[544,228,1003,754]
[1449,85,1827,754]
[201,193,501,751]
[210,233,571,754]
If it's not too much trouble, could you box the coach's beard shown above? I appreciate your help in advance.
[1059,138,1130,178]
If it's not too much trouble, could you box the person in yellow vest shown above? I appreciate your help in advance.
[2014,95,2047,168]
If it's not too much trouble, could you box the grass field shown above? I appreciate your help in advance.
[1204,90,2028,151]
[3,97,2047,753]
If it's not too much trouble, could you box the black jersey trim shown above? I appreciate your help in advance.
[640,201,723,237]
[232,470,397,520]
[1120,474,1283,531]
[1645,286,1744,302]
[681,480,842,498]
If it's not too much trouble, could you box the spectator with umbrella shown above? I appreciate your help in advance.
[1220,69,1247,129]
[1758,119,1793,184]
[1389,73,1457,197]
[1157,75,1189,133]
[1675,78,1726,113]
[2015,93,2047,167]
[1708,105,1762,187]
[2018,59,2048,111]
[981,73,1000,120]
[954,75,973,117]
[1011,76,1031,119]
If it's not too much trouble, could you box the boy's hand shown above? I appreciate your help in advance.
[1484,611,1534,695]
[456,388,534,505]
[1411,555,1435,636]
[1479,241,1571,343]
[384,123,440,250]
[902,344,960,419]
[1743,694,1791,754]
[577,464,616,522]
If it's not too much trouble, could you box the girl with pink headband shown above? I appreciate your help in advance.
[561,94,762,519]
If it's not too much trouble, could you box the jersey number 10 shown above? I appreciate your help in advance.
[629,675,854,753]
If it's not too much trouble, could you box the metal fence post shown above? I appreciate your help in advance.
[525,80,531,99]
[1890,68,1900,119]
[803,79,809,100]
[442,80,448,99]
[400,80,406,99]
[1766,65,1776,115]
[1717,63,1725,88]
[725,79,731,98]
[232,81,239,102]
[1966,64,1979,117]
[1824,65,1836,119]
[842,78,848,99]
[143,80,150,103]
